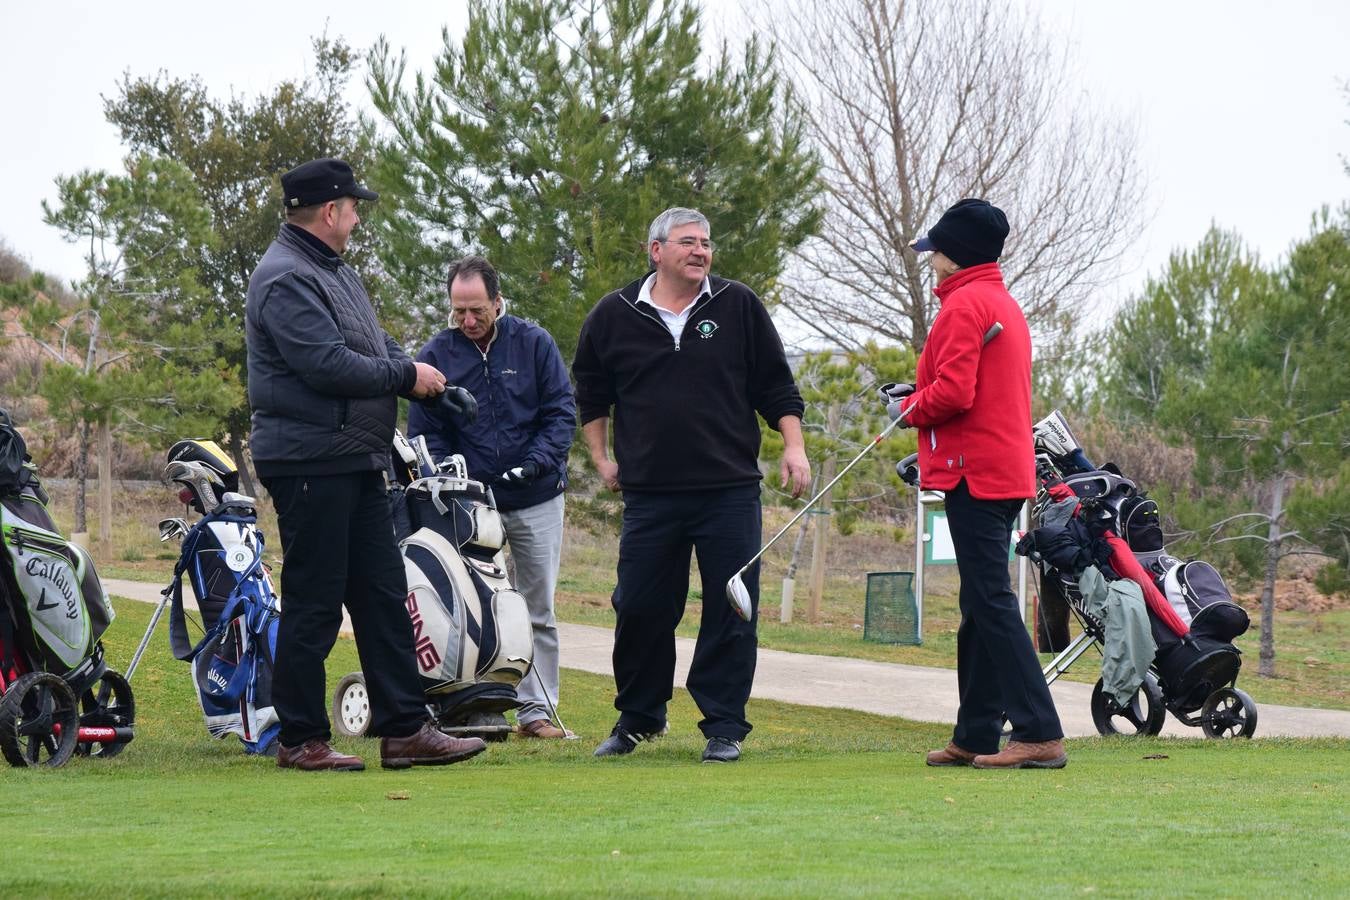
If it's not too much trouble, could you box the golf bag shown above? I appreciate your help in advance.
[158,440,281,755]
[390,434,533,724]
[1018,411,1256,736]
[0,410,134,767]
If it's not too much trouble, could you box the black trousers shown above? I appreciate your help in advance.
[612,485,761,741]
[262,471,427,746]
[945,480,1064,753]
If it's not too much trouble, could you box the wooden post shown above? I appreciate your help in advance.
[98,420,113,544]
[806,403,841,624]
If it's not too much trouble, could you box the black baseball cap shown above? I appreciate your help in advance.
[910,198,1009,267]
[281,158,379,209]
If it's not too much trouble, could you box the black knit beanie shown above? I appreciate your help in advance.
[911,199,1009,267]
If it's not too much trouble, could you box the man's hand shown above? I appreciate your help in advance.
[499,460,540,485]
[780,445,811,498]
[595,458,620,492]
[410,362,447,399]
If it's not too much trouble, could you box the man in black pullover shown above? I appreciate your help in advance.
[573,207,810,763]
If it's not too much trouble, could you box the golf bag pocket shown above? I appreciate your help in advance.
[401,528,533,692]
[1,495,114,673]
[1161,560,1249,642]
[406,477,506,557]
[1120,495,1164,553]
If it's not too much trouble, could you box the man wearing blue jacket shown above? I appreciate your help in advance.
[408,256,576,738]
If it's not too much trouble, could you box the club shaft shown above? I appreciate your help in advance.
[735,415,906,577]
[731,321,1001,581]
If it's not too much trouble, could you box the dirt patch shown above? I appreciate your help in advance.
[1234,579,1343,614]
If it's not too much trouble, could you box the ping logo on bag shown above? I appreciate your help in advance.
[406,590,444,671]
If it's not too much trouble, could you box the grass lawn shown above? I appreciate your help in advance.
[4,600,1348,897]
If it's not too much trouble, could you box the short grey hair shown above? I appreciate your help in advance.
[647,207,710,266]
[648,207,710,245]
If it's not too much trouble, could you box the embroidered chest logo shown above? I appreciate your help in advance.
[695,319,719,339]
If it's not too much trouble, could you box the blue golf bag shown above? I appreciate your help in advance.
[159,440,280,755]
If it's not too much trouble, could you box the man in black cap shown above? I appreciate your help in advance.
[245,157,487,771]
[891,198,1067,770]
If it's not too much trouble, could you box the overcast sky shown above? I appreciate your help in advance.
[2,1,1347,311]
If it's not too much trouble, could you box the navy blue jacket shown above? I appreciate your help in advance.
[408,314,575,512]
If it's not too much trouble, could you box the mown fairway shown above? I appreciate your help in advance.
[3,600,1347,898]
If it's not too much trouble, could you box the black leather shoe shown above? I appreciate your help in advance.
[593,723,665,757]
[702,736,742,763]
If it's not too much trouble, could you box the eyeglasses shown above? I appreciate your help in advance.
[662,237,715,252]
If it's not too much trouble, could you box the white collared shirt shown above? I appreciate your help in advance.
[635,273,712,346]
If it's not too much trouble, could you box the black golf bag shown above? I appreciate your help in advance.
[154,440,280,755]
[0,410,134,767]
[1020,411,1256,736]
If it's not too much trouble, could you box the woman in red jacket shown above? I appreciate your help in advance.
[897,199,1067,769]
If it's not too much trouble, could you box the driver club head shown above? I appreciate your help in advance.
[725,572,754,622]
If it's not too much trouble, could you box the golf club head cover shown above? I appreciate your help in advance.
[499,460,540,485]
[425,384,478,425]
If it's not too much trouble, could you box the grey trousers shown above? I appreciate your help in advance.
[500,493,565,725]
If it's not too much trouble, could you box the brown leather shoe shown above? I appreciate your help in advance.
[925,742,978,767]
[972,740,1067,769]
[276,739,365,772]
[518,719,571,739]
[380,721,488,769]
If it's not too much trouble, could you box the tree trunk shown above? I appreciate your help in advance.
[1257,473,1287,678]
[98,420,113,544]
[228,430,257,498]
[73,419,91,534]
[807,404,841,624]
[779,477,817,624]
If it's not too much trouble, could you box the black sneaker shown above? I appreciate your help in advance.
[593,723,665,757]
[702,736,742,763]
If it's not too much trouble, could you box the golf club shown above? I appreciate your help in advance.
[724,320,1005,621]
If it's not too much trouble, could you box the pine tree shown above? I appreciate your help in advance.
[366,0,821,356]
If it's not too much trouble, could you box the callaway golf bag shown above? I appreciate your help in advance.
[149,439,281,755]
[332,428,533,740]
[0,410,134,767]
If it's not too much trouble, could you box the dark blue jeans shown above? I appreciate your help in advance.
[945,480,1064,752]
[612,484,762,741]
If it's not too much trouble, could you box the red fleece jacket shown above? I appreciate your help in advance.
[899,263,1035,499]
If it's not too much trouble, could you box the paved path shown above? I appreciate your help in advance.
[105,578,1350,740]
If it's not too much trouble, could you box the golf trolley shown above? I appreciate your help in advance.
[0,410,135,767]
[1023,411,1258,739]
[331,428,562,743]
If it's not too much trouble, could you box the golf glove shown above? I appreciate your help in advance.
[421,385,478,425]
[499,460,540,485]
[879,382,914,422]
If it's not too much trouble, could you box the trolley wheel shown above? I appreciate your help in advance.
[332,672,371,738]
[0,672,81,768]
[1200,687,1257,738]
[76,669,135,760]
[1091,672,1166,736]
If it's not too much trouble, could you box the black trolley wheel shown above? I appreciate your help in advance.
[1091,672,1166,736]
[0,671,81,768]
[1200,687,1258,738]
[76,669,135,759]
